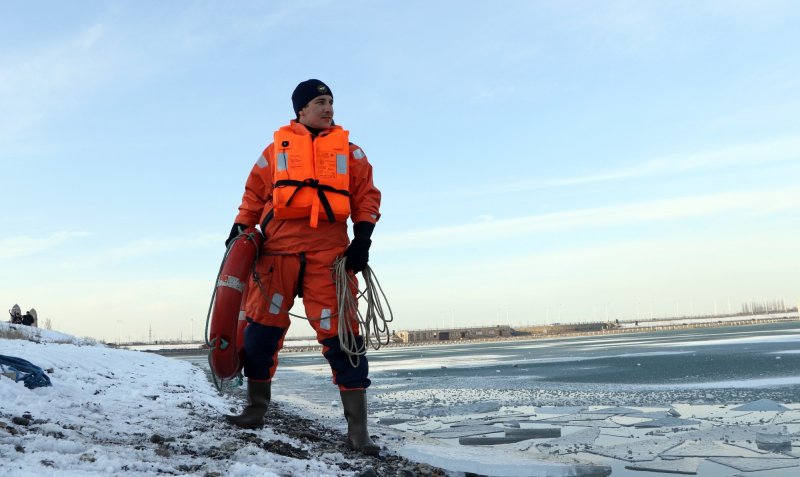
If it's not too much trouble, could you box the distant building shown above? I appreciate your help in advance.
[517,321,612,335]
[395,325,513,343]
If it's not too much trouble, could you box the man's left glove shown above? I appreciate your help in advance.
[344,222,375,273]
[225,223,247,247]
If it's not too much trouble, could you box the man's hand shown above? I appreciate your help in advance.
[225,223,247,247]
[344,221,376,272]
[344,236,371,272]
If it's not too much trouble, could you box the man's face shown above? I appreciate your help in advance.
[298,95,334,130]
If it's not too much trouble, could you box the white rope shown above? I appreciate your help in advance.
[333,258,394,367]
[251,255,394,367]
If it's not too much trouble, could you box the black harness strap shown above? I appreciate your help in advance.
[296,252,307,298]
[260,209,274,231]
[274,178,349,224]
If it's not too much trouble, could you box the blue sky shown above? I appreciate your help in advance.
[2,1,799,342]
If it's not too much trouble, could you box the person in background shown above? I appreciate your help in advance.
[22,308,38,327]
[223,79,381,456]
[9,304,22,324]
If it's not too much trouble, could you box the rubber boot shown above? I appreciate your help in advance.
[340,389,380,456]
[225,380,270,429]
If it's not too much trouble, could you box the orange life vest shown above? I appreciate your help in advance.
[271,125,351,228]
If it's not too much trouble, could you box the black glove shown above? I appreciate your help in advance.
[344,222,375,272]
[225,223,247,247]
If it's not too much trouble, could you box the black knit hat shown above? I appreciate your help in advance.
[291,79,333,115]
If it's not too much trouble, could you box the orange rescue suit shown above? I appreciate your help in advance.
[233,121,380,338]
[232,120,380,387]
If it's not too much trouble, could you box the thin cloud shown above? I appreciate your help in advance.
[100,234,220,261]
[0,231,90,260]
[376,186,800,251]
[463,136,800,197]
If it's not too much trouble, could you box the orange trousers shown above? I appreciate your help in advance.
[241,246,370,389]
[245,246,358,340]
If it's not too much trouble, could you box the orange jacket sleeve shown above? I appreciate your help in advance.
[348,143,381,225]
[234,146,274,227]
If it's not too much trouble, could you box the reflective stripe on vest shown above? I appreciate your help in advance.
[271,126,351,228]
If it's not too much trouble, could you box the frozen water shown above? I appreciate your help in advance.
[587,406,643,415]
[190,320,800,476]
[662,440,768,458]
[398,441,612,477]
[588,438,681,461]
[731,398,790,411]
[708,456,799,472]
[755,430,792,451]
[533,427,601,454]
[423,425,504,439]
[537,406,587,415]
[624,457,700,474]
[538,413,618,423]
[634,417,700,428]
[609,415,653,426]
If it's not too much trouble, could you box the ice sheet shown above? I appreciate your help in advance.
[588,438,681,462]
[708,456,800,472]
[624,457,700,475]
[398,441,612,477]
[662,440,767,458]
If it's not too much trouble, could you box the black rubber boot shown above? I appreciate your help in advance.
[340,389,380,456]
[225,380,270,429]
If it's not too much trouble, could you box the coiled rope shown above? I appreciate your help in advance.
[251,257,394,367]
[333,258,393,367]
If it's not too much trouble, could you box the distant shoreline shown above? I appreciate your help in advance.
[139,312,799,357]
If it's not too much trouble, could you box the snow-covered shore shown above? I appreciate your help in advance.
[1,323,419,476]
[0,323,611,477]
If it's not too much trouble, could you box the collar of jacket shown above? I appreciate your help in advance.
[288,120,342,138]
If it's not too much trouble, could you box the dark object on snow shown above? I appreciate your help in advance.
[0,355,52,389]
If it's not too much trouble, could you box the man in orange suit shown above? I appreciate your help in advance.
[224,79,381,455]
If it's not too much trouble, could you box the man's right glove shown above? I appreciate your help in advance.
[225,223,247,247]
[344,222,375,273]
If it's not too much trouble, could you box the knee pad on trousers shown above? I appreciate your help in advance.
[243,322,286,380]
[320,335,371,389]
